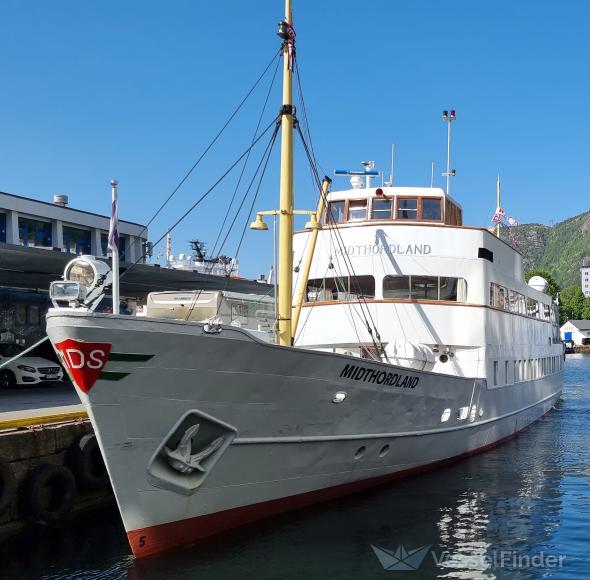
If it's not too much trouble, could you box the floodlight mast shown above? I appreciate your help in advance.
[441,109,456,195]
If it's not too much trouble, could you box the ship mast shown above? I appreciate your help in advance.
[277,0,294,346]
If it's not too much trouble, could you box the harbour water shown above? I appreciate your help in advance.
[2,355,589,579]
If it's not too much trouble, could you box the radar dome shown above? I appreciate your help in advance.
[528,276,548,293]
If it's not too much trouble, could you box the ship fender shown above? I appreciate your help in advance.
[20,464,77,524]
[0,460,16,516]
[67,434,109,490]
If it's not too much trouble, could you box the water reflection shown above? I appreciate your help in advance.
[2,356,589,579]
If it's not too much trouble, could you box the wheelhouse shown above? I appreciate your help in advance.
[324,187,462,226]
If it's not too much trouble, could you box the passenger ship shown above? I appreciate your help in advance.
[44,0,563,559]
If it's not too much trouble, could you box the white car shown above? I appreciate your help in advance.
[0,345,64,388]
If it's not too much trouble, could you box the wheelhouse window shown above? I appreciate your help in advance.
[371,198,392,220]
[348,199,367,221]
[383,275,467,302]
[326,201,345,223]
[397,198,418,220]
[306,275,375,302]
[421,198,442,221]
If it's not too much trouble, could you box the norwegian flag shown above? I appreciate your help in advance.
[108,180,119,253]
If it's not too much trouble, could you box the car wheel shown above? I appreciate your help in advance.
[0,370,17,389]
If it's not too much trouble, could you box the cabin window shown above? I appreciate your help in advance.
[543,303,551,320]
[371,198,392,220]
[383,275,467,302]
[421,198,442,220]
[439,277,467,302]
[396,198,418,220]
[348,199,367,221]
[383,275,411,299]
[410,276,438,300]
[326,201,345,223]
[526,297,539,318]
[306,276,375,302]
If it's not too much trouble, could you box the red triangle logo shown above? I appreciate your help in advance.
[54,339,112,394]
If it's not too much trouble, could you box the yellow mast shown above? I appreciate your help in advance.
[291,177,331,340]
[277,0,294,346]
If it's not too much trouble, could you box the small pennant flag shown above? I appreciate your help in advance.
[108,180,119,253]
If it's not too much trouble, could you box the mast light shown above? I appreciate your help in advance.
[250,214,269,231]
[277,20,290,40]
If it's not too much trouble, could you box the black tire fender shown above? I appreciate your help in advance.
[0,460,16,516]
[67,434,109,490]
[20,464,77,523]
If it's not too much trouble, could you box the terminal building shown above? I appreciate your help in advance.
[0,189,270,351]
[0,191,146,263]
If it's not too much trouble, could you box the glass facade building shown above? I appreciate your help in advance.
[63,226,91,255]
[18,217,52,248]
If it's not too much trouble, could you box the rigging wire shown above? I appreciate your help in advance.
[120,115,280,280]
[134,48,282,245]
[295,123,388,359]
[185,122,281,321]
[208,54,282,263]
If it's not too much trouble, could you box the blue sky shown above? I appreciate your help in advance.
[1,0,589,277]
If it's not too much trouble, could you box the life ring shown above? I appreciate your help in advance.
[67,434,109,490]
[0,460,16,516]
[20,464,77,523]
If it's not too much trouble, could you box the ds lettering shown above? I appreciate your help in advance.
[63,348,107,369]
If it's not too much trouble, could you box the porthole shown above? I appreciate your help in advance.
[478,407,484,417]
[457,406,469,421]
[439,354,449,363]
[355,446,366,459]
[332,392,347,404]
[379,444,390,457]
[441,408,451,422]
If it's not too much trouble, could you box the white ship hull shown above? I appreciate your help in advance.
[46,310,562,557]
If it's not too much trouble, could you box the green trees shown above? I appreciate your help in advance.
[558,285,587,325]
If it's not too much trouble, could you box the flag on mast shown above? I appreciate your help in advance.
[108,179,119,253]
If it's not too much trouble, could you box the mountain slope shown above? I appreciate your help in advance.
[500,211,590,288]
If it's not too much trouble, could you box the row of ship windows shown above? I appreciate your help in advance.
[325,196,463,225]
[305,275,468,302]
[492,355,563,387]
[489,282,556,322]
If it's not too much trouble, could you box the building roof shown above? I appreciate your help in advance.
[0,190,146,230]
[562,319,590,331]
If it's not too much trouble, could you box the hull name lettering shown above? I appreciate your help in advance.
[340,364,419,388]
